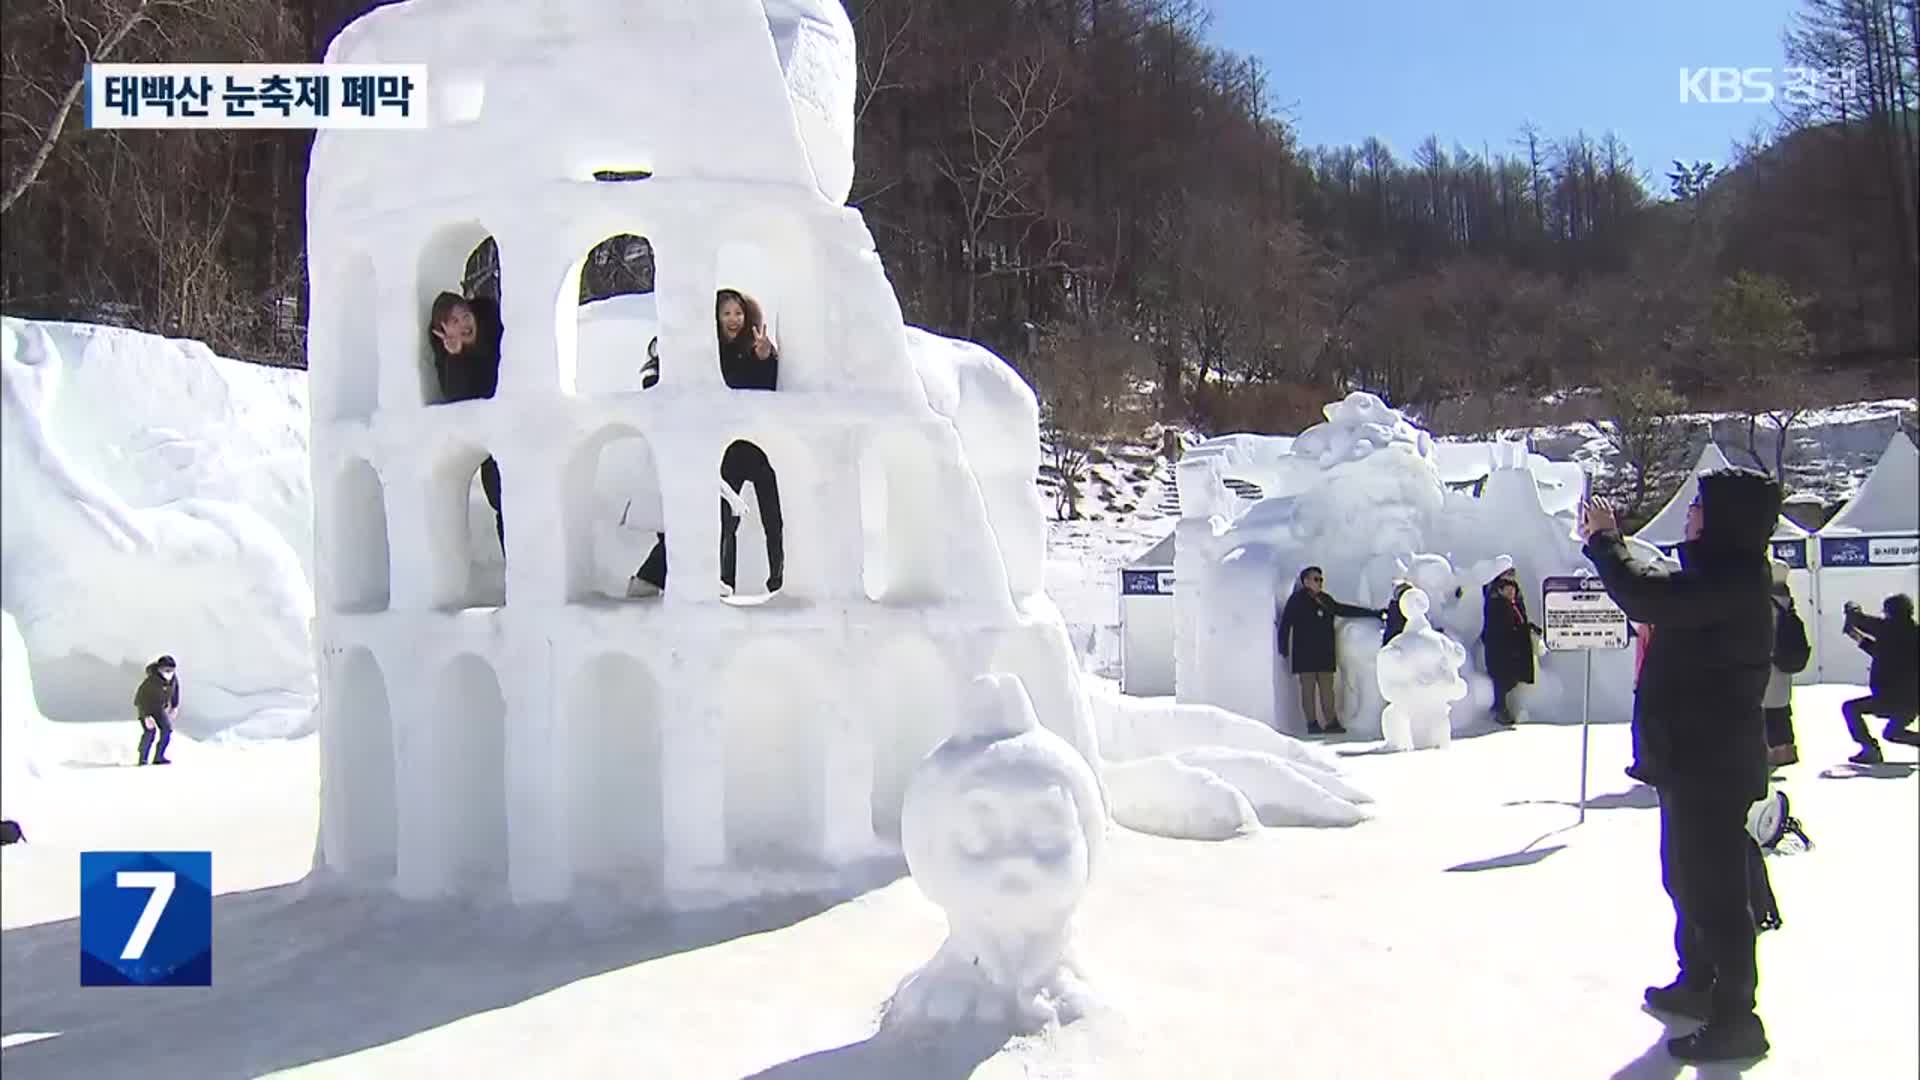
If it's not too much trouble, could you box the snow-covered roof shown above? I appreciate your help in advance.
[1636,443,1806,547]
[1128,531,1176,569]
[1820,431,1919,537]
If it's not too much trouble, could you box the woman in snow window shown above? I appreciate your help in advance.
[714,289,785,595]
[427,290,507,553]
[715,288,778,390]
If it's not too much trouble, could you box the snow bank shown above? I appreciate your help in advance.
[1102,756,1258,841]
[1,317,315,738]
[1,612,47,817]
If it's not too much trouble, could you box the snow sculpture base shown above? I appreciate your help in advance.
[1376,588,1466,752]
[888,674,1105,1033]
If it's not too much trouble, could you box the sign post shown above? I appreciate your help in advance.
[1542,575,1631,825]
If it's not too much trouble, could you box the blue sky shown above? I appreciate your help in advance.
[1204,0,1806,187]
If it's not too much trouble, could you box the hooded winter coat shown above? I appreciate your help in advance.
[1278,588,1380,674]
[1583,469,1780,801]
[1482,589,1540,686]
[718,331,779,390]
[133,662,180,721]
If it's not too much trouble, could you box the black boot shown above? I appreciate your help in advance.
[1667,1013,1768,1063]
[1644,978,1713,1021]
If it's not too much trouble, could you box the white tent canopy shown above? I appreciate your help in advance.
[1813,432,1920,685]
[1820,431,1919,538]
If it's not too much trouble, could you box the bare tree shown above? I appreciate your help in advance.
[2,0,202,215]
[934,54,1068,337]
[1027,315,1150,520]
[1589,370,1695,520]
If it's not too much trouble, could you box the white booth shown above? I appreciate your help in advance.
[1812,432,1920,685]
[1120,532,1176,696]
[1634,443,1822,683]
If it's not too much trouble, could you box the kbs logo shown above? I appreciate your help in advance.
[79,852,212,986]
[1679,67,1857,105]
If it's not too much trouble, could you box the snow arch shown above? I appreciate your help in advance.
[567,652,665,889]
[866,635,961,841]
[719,637,829,863]
[329,457,391,613]
[430,653,509,892]
[324,647,396,878]
[565,424,665,601]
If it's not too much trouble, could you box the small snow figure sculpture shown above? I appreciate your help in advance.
[888,673,1107,1034]
[1376,588,1467,752]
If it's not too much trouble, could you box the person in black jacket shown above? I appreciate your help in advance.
[428,291,507,553]
[1481,574,1544,725]
[714,290,785,594]
[1579,468,1782,1065]
[133,655,180,766]
[1838,593,1920,764]
[1276,566,1386,735]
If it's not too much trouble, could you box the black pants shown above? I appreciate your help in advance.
[138,713,173,764]
[1762,705,1796,750]
[479,456,505,554]
[1842,694,1918,749]
[719,442,784,591]
[635,533,667,588]
[1658,788,1760,1018]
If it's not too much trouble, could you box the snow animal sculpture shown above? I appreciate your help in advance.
[889,674,1105,1032]
[306,0,1366,906]
[1176,389,1632,738]
[1376,588,1467,752]
[1336,550,1513,742]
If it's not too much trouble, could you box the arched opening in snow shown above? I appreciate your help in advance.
[719,639,826,864]
[433,653,509,890]
[719,438,785,602]
[328,252,379,420]
[426,447,507,609]
[329,457,391,613]
[563,424,665,602]
[572,232,660,396]
[328,647,396,878]
[714,241,787,390]
[415,223,499,406]
[859,431,946,604]
[566,653,665,891]
[867,636,960,843]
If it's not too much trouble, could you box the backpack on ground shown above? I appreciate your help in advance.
[1773,605,1812,675]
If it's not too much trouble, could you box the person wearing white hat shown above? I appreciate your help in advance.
[1762,560,1810,767]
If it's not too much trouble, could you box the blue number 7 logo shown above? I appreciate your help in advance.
[80,852,212,986]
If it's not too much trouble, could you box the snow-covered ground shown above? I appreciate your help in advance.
[4,685,1913,1078]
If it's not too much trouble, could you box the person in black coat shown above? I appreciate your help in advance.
[428,291,507,553]
[1481,573,1544,725]
[133,654,180,765]
[1839,593,1920,764]
[714,290,784,594]
[1276,566,1386,735]
[1579,468,1782,1065]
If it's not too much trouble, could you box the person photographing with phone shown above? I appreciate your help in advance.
[1576,468,1782,1064]
[1838,594,1919,763]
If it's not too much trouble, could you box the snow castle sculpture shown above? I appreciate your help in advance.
[304,0,1097,905]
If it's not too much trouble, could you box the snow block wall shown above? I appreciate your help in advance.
[306,0,1094,905]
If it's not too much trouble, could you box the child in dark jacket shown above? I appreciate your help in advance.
[133,655,180,765]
